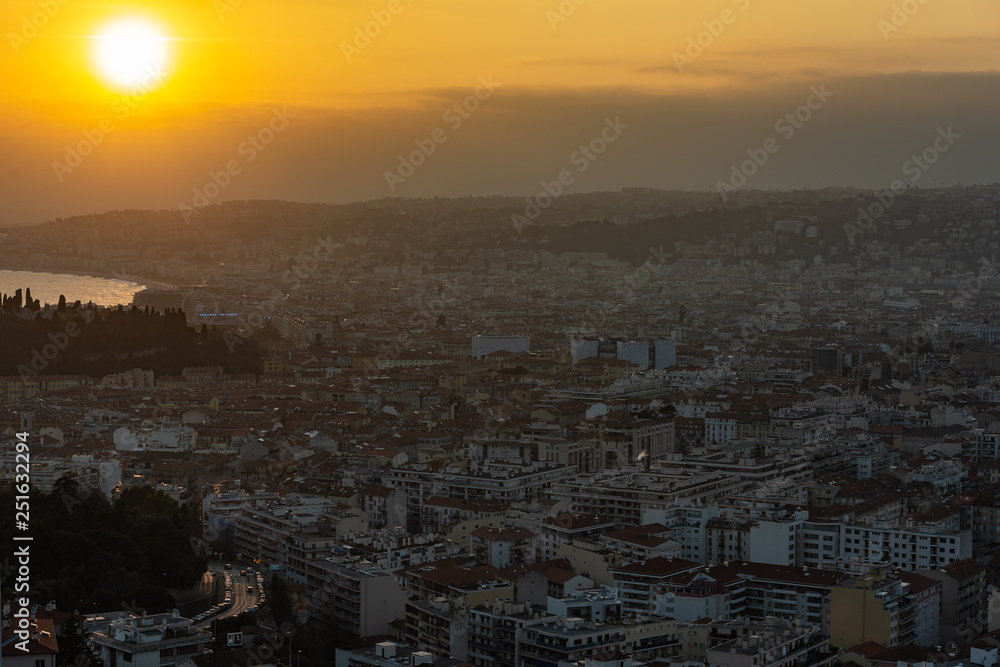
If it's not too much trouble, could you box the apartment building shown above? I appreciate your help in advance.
[470,526,535,569]
[551,468,751,526]
[518,617,626,667]
[340,530,461,571]
[658,562,849,633]
[335,641,460,667]
[918,559,988,644]
[840,524,972,571]
[610,557,702,614]
[536,513,617,562]
[468,601,548,667]
[232,498,367,580]
[385,462,577,532]
[420,496,507,535]
[600,523,681,562]
[829,571,942,648]
[403,597,469,661]
[401,563,514,608]
[705,622,837,667]
[89,611,213,667]
[599,416,675,466]
[305,559,406,638]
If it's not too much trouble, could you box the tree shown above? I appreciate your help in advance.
[436,313,447,327]
[56,615,104,667]
[269,574,296,627]
[129,585,175,613]
[58,294,67,312]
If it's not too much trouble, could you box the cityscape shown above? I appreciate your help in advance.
[2,2,1000,667]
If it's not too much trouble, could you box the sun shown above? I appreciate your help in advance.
[92,18,172,92]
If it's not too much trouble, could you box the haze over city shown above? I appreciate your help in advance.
[1,0,998,222]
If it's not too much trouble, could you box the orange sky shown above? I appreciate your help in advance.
[1,0,998,222]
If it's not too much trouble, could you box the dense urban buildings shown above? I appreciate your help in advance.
[4,188,1000,665]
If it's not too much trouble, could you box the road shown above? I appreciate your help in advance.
[192,562,262,629]
[197,569,215,597]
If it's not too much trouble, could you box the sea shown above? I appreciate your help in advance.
[0,269,145,308]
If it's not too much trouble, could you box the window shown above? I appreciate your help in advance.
[36,660,46,667]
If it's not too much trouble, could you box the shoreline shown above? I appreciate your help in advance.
[0,266,177,291]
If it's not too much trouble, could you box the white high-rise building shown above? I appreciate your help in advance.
[654,339,676,369]
[571,339,600,367]
[617,341,650,370]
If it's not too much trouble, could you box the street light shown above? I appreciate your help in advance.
[297,649,302,667]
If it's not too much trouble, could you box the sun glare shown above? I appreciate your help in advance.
[92,18,171,92]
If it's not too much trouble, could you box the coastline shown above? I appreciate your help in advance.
[0,266,181,308]
[0,266,176,291]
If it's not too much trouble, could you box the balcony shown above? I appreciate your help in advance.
[92,632,212,654]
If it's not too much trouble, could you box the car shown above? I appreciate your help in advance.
[247,586,254,593]
[241,570,248,576]
[223,564,231,570]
